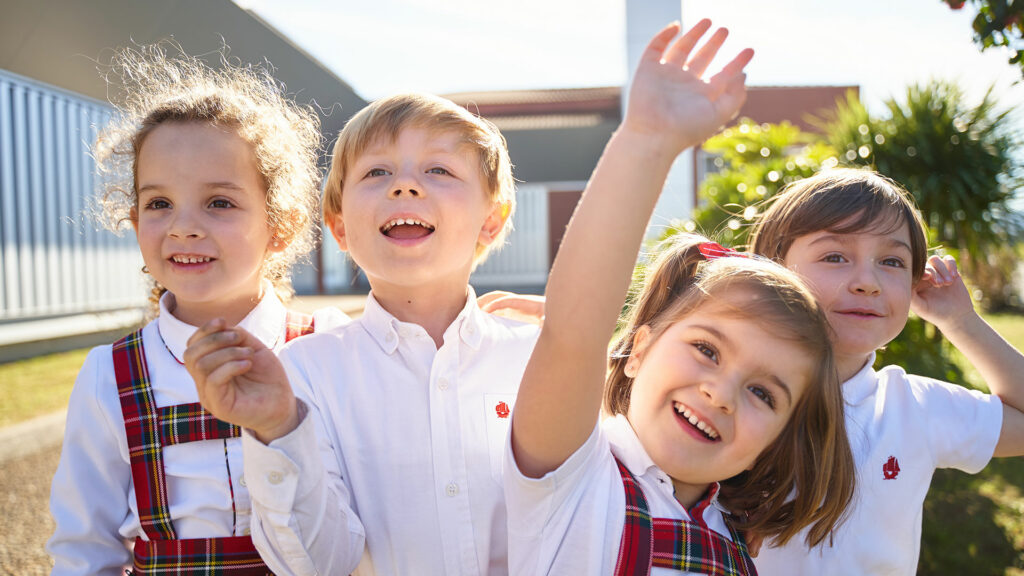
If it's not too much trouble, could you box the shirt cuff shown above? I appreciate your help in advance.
[242,399,326,510]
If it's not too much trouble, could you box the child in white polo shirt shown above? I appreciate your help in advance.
[749,168,1024,575]
[185,92,538,575]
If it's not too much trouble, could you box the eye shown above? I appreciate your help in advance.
[693,341,719,364]
[822,253,846,263]
[209,198,235,209]
[144,198,170,210]
[881,257,906,268]
[748,385,776,409]
[427,167,451,176]
[365,168,390,178]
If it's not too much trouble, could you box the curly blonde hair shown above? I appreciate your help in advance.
[93,42,322,309]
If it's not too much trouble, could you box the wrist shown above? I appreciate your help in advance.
[253,396,300,444]
[608,127,685,167]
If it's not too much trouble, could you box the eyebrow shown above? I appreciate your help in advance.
[137,182,245,195]
[693,323,794,406]
[807,232,912,254]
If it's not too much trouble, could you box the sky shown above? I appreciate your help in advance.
[233,0,1024,116]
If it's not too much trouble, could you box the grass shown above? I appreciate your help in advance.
[3,313,1024,571]
[0,347,90,428]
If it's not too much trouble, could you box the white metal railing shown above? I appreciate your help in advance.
[0,68,146,322]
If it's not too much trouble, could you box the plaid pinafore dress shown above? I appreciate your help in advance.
[113,312,314,575]
[612,458,758,576]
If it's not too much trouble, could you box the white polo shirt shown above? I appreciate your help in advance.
[242,290,539,576]
[47,289,347,576]
[504,413,734,576]
[754,353,1003,575]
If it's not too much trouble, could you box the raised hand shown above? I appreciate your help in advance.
[184,318,298,443]
[623,20,754,155]
[911,254,975,328]
[478,290,546,325]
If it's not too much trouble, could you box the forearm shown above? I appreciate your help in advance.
[938,311,1024,412]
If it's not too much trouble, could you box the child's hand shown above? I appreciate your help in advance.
[184,319,298,443]
[911,255,976,328]
[478,290,545,325]
[622,19,753,156]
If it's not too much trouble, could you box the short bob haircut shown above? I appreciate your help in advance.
[323,92,516,265]
[749,168,929,283]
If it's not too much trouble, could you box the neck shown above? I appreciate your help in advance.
[837,353,872,383]
[371,282,471,349]
[166,289,264,328]
[671,478,712,510]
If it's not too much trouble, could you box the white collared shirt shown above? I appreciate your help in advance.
[504,413,733,576]
[47,289,348,576]
[242,289,540,576]
[753,353,1003,576]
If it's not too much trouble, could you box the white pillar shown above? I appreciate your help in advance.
[623,0,692,239]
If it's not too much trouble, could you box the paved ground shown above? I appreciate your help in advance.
[0,294,367,573]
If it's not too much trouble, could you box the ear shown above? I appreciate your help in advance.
[266,210,301,254]
[625,324,652,377]
[477,201,510,247]
[327,212,348,252]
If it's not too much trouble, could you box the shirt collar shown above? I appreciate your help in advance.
[156,283,286,362]
[604,413,725,523]
[841,351,878,405]
[360,287,485,354]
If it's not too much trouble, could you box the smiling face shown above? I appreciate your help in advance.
[328,126,506,298]
[133,122,278,326]
[783,219,914,379]
[625,294,814,505]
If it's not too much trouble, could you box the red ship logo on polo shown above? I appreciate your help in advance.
[883,455,900,480]
[495,401,510,419]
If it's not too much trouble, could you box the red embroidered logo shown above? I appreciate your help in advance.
[495,401,510,419]
[882,455,900,480]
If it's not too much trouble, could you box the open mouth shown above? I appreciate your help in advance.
[380,218,436,240]
[837,309,882,318]
[170,255,213,264]
[673,402,720,441]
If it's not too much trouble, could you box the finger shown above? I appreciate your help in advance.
[706,47,754,97]
[685,27,730,78]
[662,18,712,67]
[187,318,228,348]
[942,255,960,278]
[203,360,254,396]
[639,21,683,66]
[927,255,954,284]
[183,329,242,367]
[231,327,272,353]
[477,290,514,308]
[194,347,253,384]
[711,73,748,123]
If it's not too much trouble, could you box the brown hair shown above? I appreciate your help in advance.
[607,233,855,547]
[749,168,929,282]
[94,42,323,311]
[323,92,515,265]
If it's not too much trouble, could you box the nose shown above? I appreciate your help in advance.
[849,261,881,296]
[699,377,737,415]
[168,207,204,239]
[389,168,422,198]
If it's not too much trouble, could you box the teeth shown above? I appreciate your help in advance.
[381,218,435,232]
[673,402,719,439]
[172,255,212,264]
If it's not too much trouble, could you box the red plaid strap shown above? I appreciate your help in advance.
[114,330,176,541]
[284,311,315,342]
[613,458,758,576]
[159,403,241,446]
[132,535,272,575]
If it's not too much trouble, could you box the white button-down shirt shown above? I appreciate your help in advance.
[504,414,733,576]
[47,289,347,576]
[243,290,539,576]
[754,354,1003,575]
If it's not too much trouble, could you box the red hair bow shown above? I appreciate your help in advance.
[697,241,746,261]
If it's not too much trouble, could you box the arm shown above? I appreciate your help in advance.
[47,348,133,575]
[911,254,1024,456]
[510,20,753,477]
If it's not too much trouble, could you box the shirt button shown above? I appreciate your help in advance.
[445,482,459,497]
[243,527,251,536]
[268,471,283,485]
[239,475,247,487]
[437,377,450,391]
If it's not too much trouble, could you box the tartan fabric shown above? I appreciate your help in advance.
[114,330,177,541]
[283,311,314,342]
[613,458,758,576]
[131,535,272,575]
[159,403,240,446]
